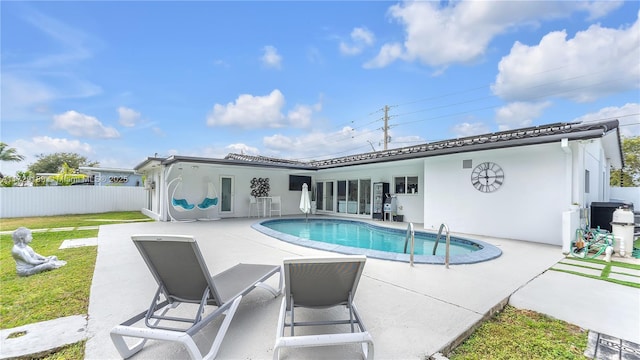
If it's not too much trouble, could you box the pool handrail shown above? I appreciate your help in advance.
[433,223,451,269]
[404,223,415,267]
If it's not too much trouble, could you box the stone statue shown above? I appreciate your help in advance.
[11,227,66,277]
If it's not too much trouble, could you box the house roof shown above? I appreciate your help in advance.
[134,119,623,171]
[78,166,137,174]
[310,119,623,169]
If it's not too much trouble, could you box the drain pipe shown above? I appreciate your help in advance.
[561,139,575,254]
[561,138,573,205]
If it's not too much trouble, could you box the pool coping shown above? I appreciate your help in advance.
[251,218,502,264]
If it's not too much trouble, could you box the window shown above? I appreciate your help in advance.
[394,176,419,194]
[348,180,358,214]
[359,179,371,215]
[337,181,347,213]
[220,176,234,212]
[585,170,590,194]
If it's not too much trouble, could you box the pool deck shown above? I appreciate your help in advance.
[82,216,625,359]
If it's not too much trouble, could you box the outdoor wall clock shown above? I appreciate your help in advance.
[471,162,504,193]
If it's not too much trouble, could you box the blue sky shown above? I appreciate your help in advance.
[2,1,639,176]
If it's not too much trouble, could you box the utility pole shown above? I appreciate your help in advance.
[383,105,389,150]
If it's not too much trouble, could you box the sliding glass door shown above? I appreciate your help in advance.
[359,179,371,215]
[317,178,370,215]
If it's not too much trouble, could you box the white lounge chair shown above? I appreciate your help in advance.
[110,234,283,359]
[273,255,374,359]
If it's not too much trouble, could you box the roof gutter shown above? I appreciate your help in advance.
[160,155,316,171]
[316,128,606,169]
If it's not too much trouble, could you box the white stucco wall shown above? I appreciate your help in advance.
[314,159,425,223]
[423,143,568,245]
[583,139,608,207]
[159,163,309,221]
[610,187,640,209]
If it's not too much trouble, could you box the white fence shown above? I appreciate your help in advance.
[0,186,147,218]
[610,186,640,210]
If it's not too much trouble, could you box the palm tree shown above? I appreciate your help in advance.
[49,162,86,186]
[0,142,25,162]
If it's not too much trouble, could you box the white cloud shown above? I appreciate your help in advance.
[572,103,640,137]
[206,90,321,129]
[207,90,286,128]
[53,110,120,138]
[451,122,491,138]
[117,106,142,127]
[262,126,379,160]
[287,105,314,128]
[492,12,640,102]
[363,43,404,69]
[340,27,375,56]
[0,136,94,176]
[261,45,282,69]
[495,101,552,131]
[226,143,260,155]
[580,1,626,20]
[367,1,623,69]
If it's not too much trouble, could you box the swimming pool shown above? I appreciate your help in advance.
[252,218,502,264]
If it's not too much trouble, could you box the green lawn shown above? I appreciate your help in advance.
[0,211,150,360]
[552,256,640,289]
[449,305,587,360]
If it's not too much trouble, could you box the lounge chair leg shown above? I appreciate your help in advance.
[110,331,148,359]
[204,295,242,360]
[361,339,374,360]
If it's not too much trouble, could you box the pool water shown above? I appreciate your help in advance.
[253,218,502,264]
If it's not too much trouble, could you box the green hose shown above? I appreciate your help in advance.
[571,228,614,259]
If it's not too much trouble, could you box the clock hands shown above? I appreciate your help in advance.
[471,162,504,192]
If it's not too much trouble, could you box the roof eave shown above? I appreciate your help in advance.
[161,155,316,170]
[315,128,608,169]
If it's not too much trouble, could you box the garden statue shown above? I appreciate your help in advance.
[11,227,66,277]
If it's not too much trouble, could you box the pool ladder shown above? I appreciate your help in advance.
[404,222,450,268]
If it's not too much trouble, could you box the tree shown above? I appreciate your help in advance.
[0,142,25,162]
[610,136,640,187]
[49,163,86,186]
[27,153,98,174]
[15,171,34,187]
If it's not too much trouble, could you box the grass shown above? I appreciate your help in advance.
[0,211,150,360]
[0,230,97,328]
[449,305,587,360]
[552,256,640,289]
[0,211,151,231]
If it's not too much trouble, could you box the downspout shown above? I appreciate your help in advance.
[160,163,173,222]
[561,138,575,254]
[561,138,573,206]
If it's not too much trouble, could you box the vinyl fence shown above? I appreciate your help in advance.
[0,186,147,218]
[610,186,640,210]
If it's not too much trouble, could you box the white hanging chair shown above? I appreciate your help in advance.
[197,181,221,221]
[197,182,219,209]
[167,175,196,222]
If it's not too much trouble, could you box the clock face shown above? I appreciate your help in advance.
[471,162,504,193]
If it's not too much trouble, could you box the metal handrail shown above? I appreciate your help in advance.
[403,222,415,267]
[433,223,451,269]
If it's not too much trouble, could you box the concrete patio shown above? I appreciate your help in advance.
[81,217,601,359]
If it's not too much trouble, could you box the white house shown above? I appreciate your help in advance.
[134,119,623,247]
